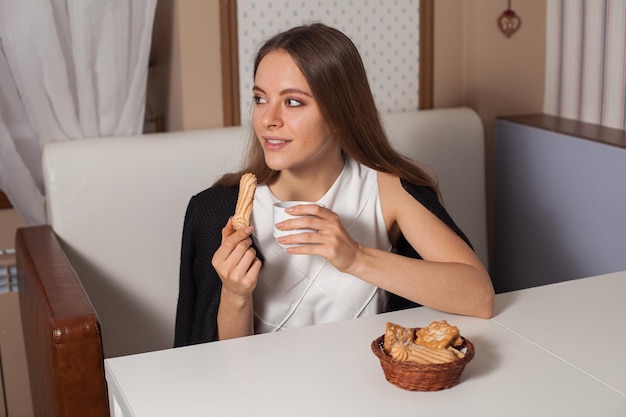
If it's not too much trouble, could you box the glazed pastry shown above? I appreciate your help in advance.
[383,321,466,365]
[383,322,415,354]
[415,320,461,350]
[232,173,257,230]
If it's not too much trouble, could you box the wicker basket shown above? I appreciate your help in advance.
[371,329,475,391]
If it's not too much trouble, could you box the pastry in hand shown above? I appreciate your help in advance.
[232,173,257,230]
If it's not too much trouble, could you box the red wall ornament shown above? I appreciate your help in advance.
[498,0,522,38]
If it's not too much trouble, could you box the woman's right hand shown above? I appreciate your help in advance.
[211,217,262,299]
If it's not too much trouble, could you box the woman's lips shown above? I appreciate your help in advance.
[263,136,291,150]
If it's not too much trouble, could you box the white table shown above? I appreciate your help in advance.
[493,270,626,396]
[106,271,626,417]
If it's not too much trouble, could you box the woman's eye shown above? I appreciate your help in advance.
[286,98,302,107]
[253,96,267,104]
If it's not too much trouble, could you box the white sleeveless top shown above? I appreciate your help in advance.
[250,157,391,333]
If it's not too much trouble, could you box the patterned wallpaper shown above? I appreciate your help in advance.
[544,0,626,130]
[237,0,420,124]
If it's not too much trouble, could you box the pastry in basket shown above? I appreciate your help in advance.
[372,320,475,391]
[383,321,415,353]
[383,321,465,365]
[390,342,459,364]
[415,320,463,350]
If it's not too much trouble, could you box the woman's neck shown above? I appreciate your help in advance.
[269,152,345,202]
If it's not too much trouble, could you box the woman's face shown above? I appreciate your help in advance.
[252,50,339,174]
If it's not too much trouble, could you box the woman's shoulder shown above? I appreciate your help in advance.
[397,177,472,248]
[398,178,439,202]
[186,184,239,221]
[193,184,238,202]
[376,172,437,203]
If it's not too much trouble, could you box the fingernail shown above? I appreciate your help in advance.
[275,222,283,229]
[244,225,254,234]
[285,207,295,213]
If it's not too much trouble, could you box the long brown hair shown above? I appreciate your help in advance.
[216,23,439,197]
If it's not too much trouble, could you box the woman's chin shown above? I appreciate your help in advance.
[263,157,290,172]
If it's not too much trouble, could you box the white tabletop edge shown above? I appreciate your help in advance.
[105,361,136,417]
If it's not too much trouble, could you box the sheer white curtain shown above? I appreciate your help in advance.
[544,0,626,130]
[0,0,156,225]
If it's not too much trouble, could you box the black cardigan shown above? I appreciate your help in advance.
[173,180,471,347]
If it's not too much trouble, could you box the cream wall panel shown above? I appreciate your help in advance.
[236,0,420,124]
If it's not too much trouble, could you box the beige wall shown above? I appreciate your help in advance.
[149,0,223,131]
[147,1,547,265]
[434,0,546,266]
[434,0,546,115]
[156,1,547,131]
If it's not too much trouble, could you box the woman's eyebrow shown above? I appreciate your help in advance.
[252,85,313,97]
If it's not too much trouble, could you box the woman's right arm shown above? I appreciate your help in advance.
[212,221,262,340]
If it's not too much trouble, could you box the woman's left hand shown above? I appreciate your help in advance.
[274,204,360,271]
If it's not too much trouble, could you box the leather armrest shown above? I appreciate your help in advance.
[16,225,109,417]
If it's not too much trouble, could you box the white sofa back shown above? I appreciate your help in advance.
[43,107,486,357]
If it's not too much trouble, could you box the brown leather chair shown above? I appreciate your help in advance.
[17,225,109,417]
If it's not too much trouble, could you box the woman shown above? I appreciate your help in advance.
[174,23,494,347]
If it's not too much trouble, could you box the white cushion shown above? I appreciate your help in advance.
[383,108,487,266]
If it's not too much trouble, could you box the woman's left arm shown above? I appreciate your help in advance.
[277,173,494,318]
[347,172,494,318]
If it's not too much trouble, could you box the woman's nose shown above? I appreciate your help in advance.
[263,104,282,128]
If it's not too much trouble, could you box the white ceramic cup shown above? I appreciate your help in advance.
[273,201,324,249]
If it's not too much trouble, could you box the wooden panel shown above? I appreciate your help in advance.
[500,114,626,150]
[419,0,433,109]
[219,0,240,127]
[0,192,11,210]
